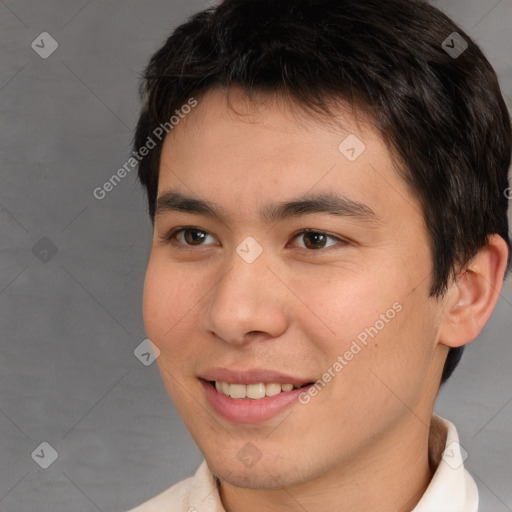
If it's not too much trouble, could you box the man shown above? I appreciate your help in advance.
[127,0,511,510]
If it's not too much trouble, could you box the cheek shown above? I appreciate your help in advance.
[142,256,197,353]
[142,258,204,405]
[291,262,435,392]
[142,258,169,343]
[287,264,403,354]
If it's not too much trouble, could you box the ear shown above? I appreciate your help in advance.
[438,234,510,348]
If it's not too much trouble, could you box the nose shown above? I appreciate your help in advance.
[202,245,289,346]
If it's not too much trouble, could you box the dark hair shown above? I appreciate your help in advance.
[134,0,512,385]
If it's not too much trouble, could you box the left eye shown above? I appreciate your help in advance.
[289,230,344,250]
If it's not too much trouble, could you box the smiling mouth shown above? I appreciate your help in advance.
[207,380,313,400]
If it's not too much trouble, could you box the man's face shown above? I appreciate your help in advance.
[142,87,448,488]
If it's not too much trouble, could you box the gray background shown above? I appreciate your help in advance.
[0,0,511,511]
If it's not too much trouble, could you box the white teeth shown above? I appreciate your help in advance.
[214,381,306,399]
[246,383,266,399]
[265,383,282,397]
[228,383,247,399]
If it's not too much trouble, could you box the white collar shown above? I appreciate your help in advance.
[412,414,478,511]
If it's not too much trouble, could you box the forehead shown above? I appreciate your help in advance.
[164,86,378,153]
[156,86,421,226]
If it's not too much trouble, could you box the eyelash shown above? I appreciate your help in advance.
[161,226,348,252]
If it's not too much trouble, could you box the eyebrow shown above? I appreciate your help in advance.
[155,190,381,225]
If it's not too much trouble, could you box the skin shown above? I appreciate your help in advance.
[142,86,509,512]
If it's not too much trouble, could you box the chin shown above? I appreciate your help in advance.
[215,465,291,490]
[206,453,313,490]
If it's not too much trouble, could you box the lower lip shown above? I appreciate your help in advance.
[200,380,313,424]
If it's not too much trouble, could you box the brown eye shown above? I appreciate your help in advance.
[290,230,345,250]
[164,228,217,247]
[183,229,208,245]
[302,232,328,249]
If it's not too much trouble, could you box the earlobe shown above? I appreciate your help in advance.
[438,234,509,349]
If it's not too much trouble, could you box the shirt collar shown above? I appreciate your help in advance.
[412,414,478,511]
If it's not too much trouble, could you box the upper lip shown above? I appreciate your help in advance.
[200,367,314,385]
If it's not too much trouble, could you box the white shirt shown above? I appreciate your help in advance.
[126,415,478,512]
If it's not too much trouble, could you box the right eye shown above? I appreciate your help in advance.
[162,227,219,247]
